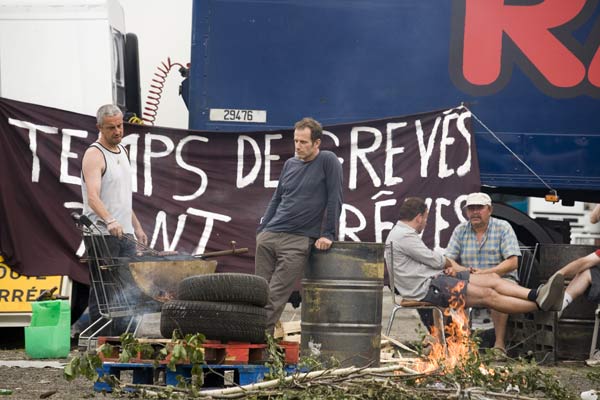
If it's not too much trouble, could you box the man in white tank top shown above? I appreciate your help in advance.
[80,104,147,335]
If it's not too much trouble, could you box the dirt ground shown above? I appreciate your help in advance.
[0,337,598,399]
[0,298,599,399]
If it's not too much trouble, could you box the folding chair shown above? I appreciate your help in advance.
[384,243,446,347]
[590,304,600,360]
[517,243,539,288]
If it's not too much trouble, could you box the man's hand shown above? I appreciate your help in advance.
[135,227,148,247]
[445,258,469,276]
[314,237,333,250]
[107,220,124,238]
[443,266,456,276]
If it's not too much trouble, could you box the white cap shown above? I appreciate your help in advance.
[464,192,492,208]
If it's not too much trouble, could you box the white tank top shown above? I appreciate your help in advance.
[82,143,134,235]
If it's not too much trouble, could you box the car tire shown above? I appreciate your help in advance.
[177,273,269,307]
[160,300,267,343]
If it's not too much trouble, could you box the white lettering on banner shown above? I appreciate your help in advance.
[374,198,397,243]
[186,208,232,254]
[454,194,469,224]
[122,134,140,193]
[237,135,262,188]
[323,130,344,164]
[416,117,441,178]
[433,197,451,252]
[60,129,88,185]
[4,108,475,261]
[264,134,282,188]
[384,122,407,186]
[338,204,367,241]
[439,113,459,178]
[144,134,175,196]
[371,190,393,200]
[456,110,473,177]
[150,211,188,250]
[8,118,58,182]
[173,135,209,201]
[349,126,383,189]
[338,196,466,248]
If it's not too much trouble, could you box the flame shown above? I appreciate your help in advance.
[156,291,176,302]
[413,281,477,373]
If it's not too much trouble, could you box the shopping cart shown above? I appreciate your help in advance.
[73,214,160,351]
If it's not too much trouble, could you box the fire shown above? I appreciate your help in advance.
[155,291,176,302]
[413,281,477,373]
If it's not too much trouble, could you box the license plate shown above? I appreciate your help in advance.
[209,108,267,123]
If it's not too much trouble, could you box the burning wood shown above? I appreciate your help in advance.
[409,280,476,374]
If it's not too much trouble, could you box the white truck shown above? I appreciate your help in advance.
[0,0,140,325]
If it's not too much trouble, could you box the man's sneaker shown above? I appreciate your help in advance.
[535,272,565,311]
[586,349,600,366]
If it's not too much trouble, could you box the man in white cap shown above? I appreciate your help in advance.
[445,192,526,354]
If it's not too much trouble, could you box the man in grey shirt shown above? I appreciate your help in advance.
[255,117,343,333]
[384,197,564,314]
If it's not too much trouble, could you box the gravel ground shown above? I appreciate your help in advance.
[0,344,101,399]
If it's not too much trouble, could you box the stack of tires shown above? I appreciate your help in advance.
[160,273,269,343]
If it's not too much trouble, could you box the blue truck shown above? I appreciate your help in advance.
[179,0,600,245]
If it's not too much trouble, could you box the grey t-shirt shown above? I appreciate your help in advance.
[384,221,446,300]
[258,150,343,240]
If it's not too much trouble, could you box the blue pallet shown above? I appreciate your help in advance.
[95,362,158,392]
[95,362,297,392]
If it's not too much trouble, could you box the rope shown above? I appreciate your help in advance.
[464,105,556,195]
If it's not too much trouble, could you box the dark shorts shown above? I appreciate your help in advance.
[420,270,470,308]
[585,266,600,303]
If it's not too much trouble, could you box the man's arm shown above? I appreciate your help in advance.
[558,250,600,278]
[444,257,469,276]
[131,211,147,246]
[315,153,343,250]
[472,255,518,276]
[257,190,281,233]
[398,233,445,271]
[82,147,123,238]
[257,163,287,233]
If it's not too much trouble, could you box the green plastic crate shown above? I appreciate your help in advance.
[25,300,70,358]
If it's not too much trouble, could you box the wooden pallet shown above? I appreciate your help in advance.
[96,337,299,365]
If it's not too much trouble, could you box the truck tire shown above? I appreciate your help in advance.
[160,300,267,343]
[177,273,269,307]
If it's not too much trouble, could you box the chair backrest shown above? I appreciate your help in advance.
[518,243,539,287]
[384,243,399,305]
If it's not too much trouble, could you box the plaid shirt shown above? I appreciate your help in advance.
[445,217,521,280]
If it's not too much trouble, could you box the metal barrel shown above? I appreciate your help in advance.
[301,241,384,368]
